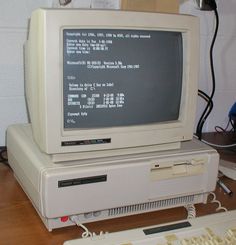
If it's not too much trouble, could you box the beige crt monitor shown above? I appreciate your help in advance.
[25,9,199,162]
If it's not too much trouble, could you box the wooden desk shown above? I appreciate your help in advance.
[1,134,236,245]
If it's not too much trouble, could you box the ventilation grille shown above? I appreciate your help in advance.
[108,195,197,216]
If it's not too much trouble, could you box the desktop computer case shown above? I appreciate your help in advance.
[7,124,219,231]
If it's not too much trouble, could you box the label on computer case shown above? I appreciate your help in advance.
[58,175,107,188]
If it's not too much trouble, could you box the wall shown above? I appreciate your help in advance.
[0,0,51,146]
[0,0,236,146]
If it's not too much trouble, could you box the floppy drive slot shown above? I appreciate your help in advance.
[150,159,205,181]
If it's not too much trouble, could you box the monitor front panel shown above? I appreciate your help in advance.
[63,29,183,129]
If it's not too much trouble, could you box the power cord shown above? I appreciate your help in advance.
[184,204,196,219]
[208,192,227,212]
[214,118,235,133]
[197,90,214,135]
[0,147,9,167]
[59,0,71,5]
[184,192,227,220]
[194,134,236,149]
[70,215,108,239]
[201,139,236,149]
[196,4,219,140]
[228,102,236,132]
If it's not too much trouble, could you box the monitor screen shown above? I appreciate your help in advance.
[63,29,183,129]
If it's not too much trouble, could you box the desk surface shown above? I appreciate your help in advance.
[1,133,236,245]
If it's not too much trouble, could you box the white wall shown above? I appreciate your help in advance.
[0,0,52,146]
[0,0,236,146]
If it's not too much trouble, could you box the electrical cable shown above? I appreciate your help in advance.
[231,119,236,132]
[196,6,219,139]
[209,192,227,212]
[196,90,235,147]
[196,89,213,137]
[0,147,9,167]
[198,89,213,106]
[197,89,214,119]
[201,139,236,148]
[194,134,236,148]
[59,0,71,6]
[229,117,236,132]
[70,215,108,239]
[214,118,234,133]
[184,204,196,219]
[70,216,93,238]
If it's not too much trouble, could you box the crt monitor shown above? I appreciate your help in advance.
[25,9,199,161]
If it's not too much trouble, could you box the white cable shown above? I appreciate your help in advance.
[209,192,228,212]
[70,215,108,239]
[184,204,196,219]
[70,216,92,238]
[80,224,93,238]
[201,139,236,148]
[193,134,236,148]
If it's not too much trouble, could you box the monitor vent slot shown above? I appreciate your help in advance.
[108,195,195,216]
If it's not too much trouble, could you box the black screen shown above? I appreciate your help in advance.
[63,29,183,129]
